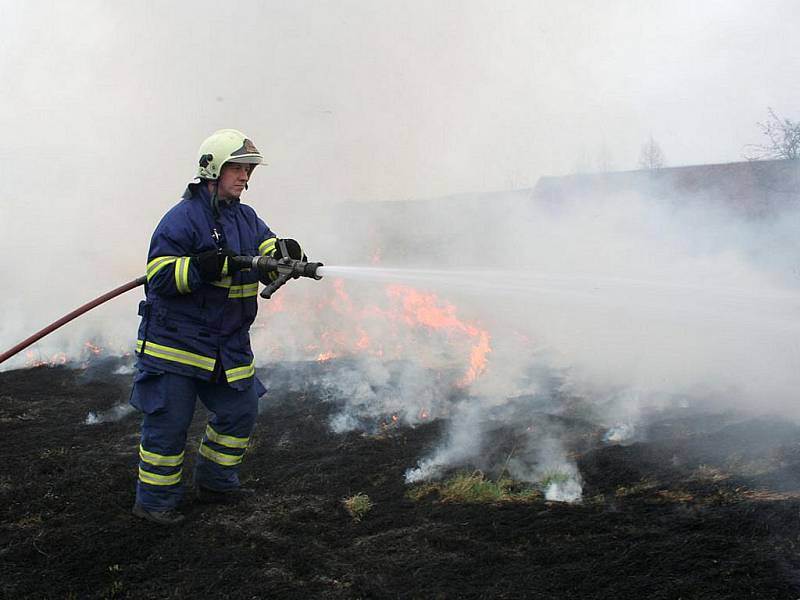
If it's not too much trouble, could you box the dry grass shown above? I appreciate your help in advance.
[406,471,542,504]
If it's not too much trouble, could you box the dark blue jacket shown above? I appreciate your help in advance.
[135,183,277,390]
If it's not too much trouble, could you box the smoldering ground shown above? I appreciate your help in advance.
[3,1,800,364]
[5,359,800,599]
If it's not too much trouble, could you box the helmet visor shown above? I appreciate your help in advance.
[227,155,264,165]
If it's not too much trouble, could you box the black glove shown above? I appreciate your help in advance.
[193,249,222,282]
[272,238,307,261]
[218,248,241,277]
[193,248,241,282]
[262,239,307,283]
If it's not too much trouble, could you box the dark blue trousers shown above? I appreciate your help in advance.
[130,371,260,511]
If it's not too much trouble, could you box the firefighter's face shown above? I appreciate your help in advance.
[216,163,253,201]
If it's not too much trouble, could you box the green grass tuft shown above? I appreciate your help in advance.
[406,471,542,504]
[342,493,374,521]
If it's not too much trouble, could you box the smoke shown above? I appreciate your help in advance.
[3,2,800,499]
[247,182,800,499]
[85,403,135,425]
[405,400,486,483]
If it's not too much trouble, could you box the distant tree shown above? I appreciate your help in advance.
[638,135,665,169]
[744,107,800,160]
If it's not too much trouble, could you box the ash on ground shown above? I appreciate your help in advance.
[2,360,800,599]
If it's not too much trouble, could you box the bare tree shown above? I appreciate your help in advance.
[744,107,800,160]
[638,135,665,169]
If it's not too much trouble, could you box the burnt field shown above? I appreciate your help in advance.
[2,360,800,599]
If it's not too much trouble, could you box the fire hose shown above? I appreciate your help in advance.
[0,255,324,365]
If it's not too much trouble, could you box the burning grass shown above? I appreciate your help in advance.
[406,470,543,504]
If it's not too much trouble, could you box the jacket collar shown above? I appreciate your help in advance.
[183,181,240,210]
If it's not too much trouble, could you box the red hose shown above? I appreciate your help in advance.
[0,276,147,365]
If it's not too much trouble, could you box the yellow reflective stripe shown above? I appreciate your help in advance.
[199,443,243,466]
[205,424,249,449]
[146,256,178,282]
[175,257,192,294]
[210,276,233,289]
[228,283,259,299]
[136,339,216,372]
[259,237,277,256]
[139,445,184,467]
[138,467,182,486]
[226,362,255,383]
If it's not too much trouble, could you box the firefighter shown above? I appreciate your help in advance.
[130,129,303,525]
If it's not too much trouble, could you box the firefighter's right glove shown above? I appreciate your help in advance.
[272,238,306,261]
[263,238,307,282]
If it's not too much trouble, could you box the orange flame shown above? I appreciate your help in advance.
[84,341,103,355]
[257,277,492,386]
[386,285,492,385]
[459,330,491,387]
[25,350,68,368]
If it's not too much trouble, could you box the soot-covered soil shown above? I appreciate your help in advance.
[2,361,800,599]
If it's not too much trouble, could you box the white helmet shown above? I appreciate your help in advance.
[196,129,264,180]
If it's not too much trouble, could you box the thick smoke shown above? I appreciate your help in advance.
[248,184,800,499]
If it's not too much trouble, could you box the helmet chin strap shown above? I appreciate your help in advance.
[208,163,255,215]
[209,180,221,217]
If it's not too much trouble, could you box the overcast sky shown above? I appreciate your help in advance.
[2,1,799,206]
[2,0,799,366]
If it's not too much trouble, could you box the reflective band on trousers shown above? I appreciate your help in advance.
[136,339,216,372]
[226,361,255,383]
[146,256,178,282]
[205,424,249,449]
[138,467,182,486]
[175,256,192,294]
[210,276,233,289]
[210,280,259,298]
[259,237,277,256]
[199,443,243,467]
[139,445,184,467]
[228,283,259,298]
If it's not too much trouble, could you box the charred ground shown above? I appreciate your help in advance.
[2,361,800,599]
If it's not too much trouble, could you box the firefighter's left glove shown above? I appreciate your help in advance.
[193,249,223,282]
[193,249,241,282]
[263,238,307,283]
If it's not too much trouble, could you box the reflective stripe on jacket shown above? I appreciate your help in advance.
[135,183,276,390]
